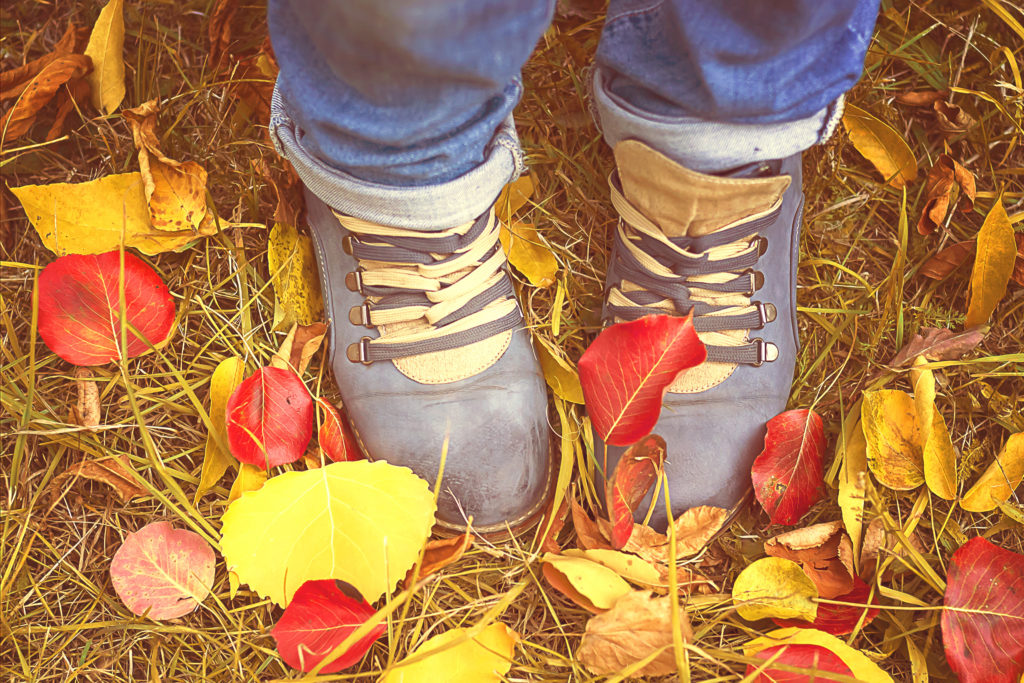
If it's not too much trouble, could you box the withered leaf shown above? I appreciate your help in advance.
[920,239,975,281]
[764,521,856,600]
[859,517,926,577]
[933,100,975,134]
[1012,234,1024,287]
[621,506,727,565]
[894,90,948,107]
[403,532,473,589]
[45,77,90,141]
[48,456,146,503]
[889,326,985,368]
[0,23,87,99]
[1,54,91,141]
[538,496,568,554]
[269,322,327,375]
[208,0,238,65]
[571,491,613,551]
[917,154,976,235]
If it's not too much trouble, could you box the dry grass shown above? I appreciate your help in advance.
[2,0,1023,681]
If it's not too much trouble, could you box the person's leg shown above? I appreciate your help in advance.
[266,0,557,537]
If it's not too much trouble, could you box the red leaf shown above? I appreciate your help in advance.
[942,536,1024,683]
[226,367,313,469]
[579,314,706,446]
[605,435,666,548]
[317,397,364,463]
[745,643,853,682]
[109,521,215,619]
[750,409,825,525]
[270,579,384,673]
[773,577,880,635]
[37,251,175,366]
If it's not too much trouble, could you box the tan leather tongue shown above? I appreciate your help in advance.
[613,140,791,237]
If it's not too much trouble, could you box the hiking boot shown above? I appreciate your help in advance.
[595,140,804,528]
[304,189,553,538]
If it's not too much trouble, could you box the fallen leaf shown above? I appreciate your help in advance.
[917,154,976,235]
[36,251,175,366]
[911,358,957,500]
[933,100,976,134]
[499,220,558,288]
[571,492,613,550]
[746,643,853,681]
[836,409,868,566]
[966,199,1016,327]
[48,455,146,503]
[858,517,926,578]
[669,505,729,557]
[196,356,245,501]
[110,521,215,619]
[842,103,918,188]
[534,337,584,404]
[74,366,101,430]
[268,222,324,331]
[220,460,435,605]
[83,0,125,114]
[579,313,706,446]
[0,54,91,141]
[542,552,632,613]
[208,0,238,65]
[380,623,518,683]
[226,463,266,504]
[920,239,975,281]
[733,557,818,621]
[889,326,985,367]
[942,537,1024,683]
[270,579,384,673]
[44,76,89,141]
[10,173,219,255]
[225,366,313,470]
[862,390,924,490]
[744,628,894,682]
[403,533,474,589]
[577,590,692,676]
[773,577,880,636]
[0,23,87,99]
[562,548,662,587]
[605,435,666,548]
[764,522,855,599]
[750,409,825,525]
[894,90,948,107]
[494,175,534,223]
[270,322,327,375]
[317,398,364,463]
[961,432,1024,512]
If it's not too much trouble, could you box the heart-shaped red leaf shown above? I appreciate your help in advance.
[579,314,706,446]
[745,643,853,682]
[605,435,667,548]
[271,579,384,673]
[316,397,364,463]
[109,521,215,620]
[773,577,880,635]
[37,251,175,366]
[750,409,825,525]
[226,367,313,469]
[942,536,1024,683]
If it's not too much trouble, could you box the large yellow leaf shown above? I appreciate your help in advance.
[220,461,435,605]
[499,220,558,288]
[195,356,245,502]
[744,628,894,683]
[911,358,957,500]
[534,337,584,404]
[380,622,518,683]
[542,552,632,610]
[10,173,218,256]
[862,390,924,490]
[732,557,818,621]
[836,406,868,565]
[268,222,324,331]
[961,432,1024,512]
[842,103,918,188]
[83,0,125,114]
[966,200,1016,327]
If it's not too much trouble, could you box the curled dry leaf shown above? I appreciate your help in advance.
[861,390,923,491]
[571,490,613,550]
[933,100,975,134]
[858,517,925,578]
[764,522,855,600]
[894,89,948,107]
[270,322,327,375]
[744,628,894,682]
[605,435,666,548]
[750,409,826,525]
[48,455,146,504]
[746,643,853,681]
[196,356,245,501]
[542,552,632,613]
[1012,234,1024,287]
[0,54,91,142]
[268,222,324,331]
[110,521,215,619]
[889,326,985,367]
[841,103,917,188]
[773,577,879,636]
[73,367,101,430]
[733,557,818,622]
[961,432,1024,512]
[910,358,958,500]
[917,154,976,235]
[317,398,364,463]
[83,0,125,114]
[225,366,313,470]
[966,200,1016,328]
[578,590,691,676]
[403,533,473,589]
[380,623,518,683]
[537,495,569,554]
[621,506,728,565]
[207,0,239,65]
[0,23,87,99]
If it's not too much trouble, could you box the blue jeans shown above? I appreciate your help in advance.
[268,0,878,229]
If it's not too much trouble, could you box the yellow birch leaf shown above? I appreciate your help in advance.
[562,548,662,587]
[226,463,266,505]
[961,432,1024,512]
[380,623,518,683]
[195,356,245,502]
[842,103,918,188]
[494,175,534,224]
[911,357,957,500]
[10,173,218,256]
[744,628,894,683]
[837,406,868,565]
[500,220,558,288]
[534,337,584,404]
[542,553,632,610]
[83,0,125,114]
[966,200,1016,327]
[862,390,924,490]
[268,222,324,331]
[221,461,434,605]
[732,557,818,621]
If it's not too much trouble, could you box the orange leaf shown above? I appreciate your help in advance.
[403,533,474,589]
[917,154,976,235]
[1,54,91,141]
[47,455,146,503]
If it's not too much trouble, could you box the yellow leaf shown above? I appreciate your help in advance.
[494,175,535,224]
[380,622,518,683]
[195,356,245,502]
[842,103,918,187]
[542,553,632,610]
[837,406,868,565]
[562,548,662,587]
[732,557,818,621]
[966,200,1016,327]
[961,432,1024,512]
[499,220,558,288]
[862,390,924,490]
[83,0,125,114]
[220,461,434,605]
[268,222,324,331]
[226,463,266,505]
[9,173,219,256]
[745,628,894,683]
[911,358,957,500]
[534,337,584,404]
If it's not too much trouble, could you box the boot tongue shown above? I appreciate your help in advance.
[613,140,791,238]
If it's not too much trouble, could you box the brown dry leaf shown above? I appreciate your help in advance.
[48,456,146,503]
[764,521,856,599]
[403,533,474,589]
[622,523,672,565]
[538,496,569,554]
[920,240,975,281]
[578,590,692,676]
[966,200,1016,327]
[269,322,327,375]
[74,367,101,430]
[894,90,948,107]
[208,0,238,65]
[1,54,91,142]
[256,158,304,227]
[917,154,976,235]
[671,506,728,556]
[571,492,613,550]
[0,23,87,99]
[889,326,985,367]
[933,100,975,134]
[836,407,868,566]
[841,103,917,188]
[859,517,926,577]
[45,77,90,141]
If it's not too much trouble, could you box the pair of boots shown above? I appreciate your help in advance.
[306,138,804,538]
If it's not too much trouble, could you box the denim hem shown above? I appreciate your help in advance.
[591,68,844,173]
[270,87,526,230]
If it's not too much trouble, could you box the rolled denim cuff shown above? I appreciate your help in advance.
[592,68,844,173]
[270,86,527,230]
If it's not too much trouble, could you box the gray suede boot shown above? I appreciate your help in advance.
[595,140,804,528]
[305,190,553,538]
